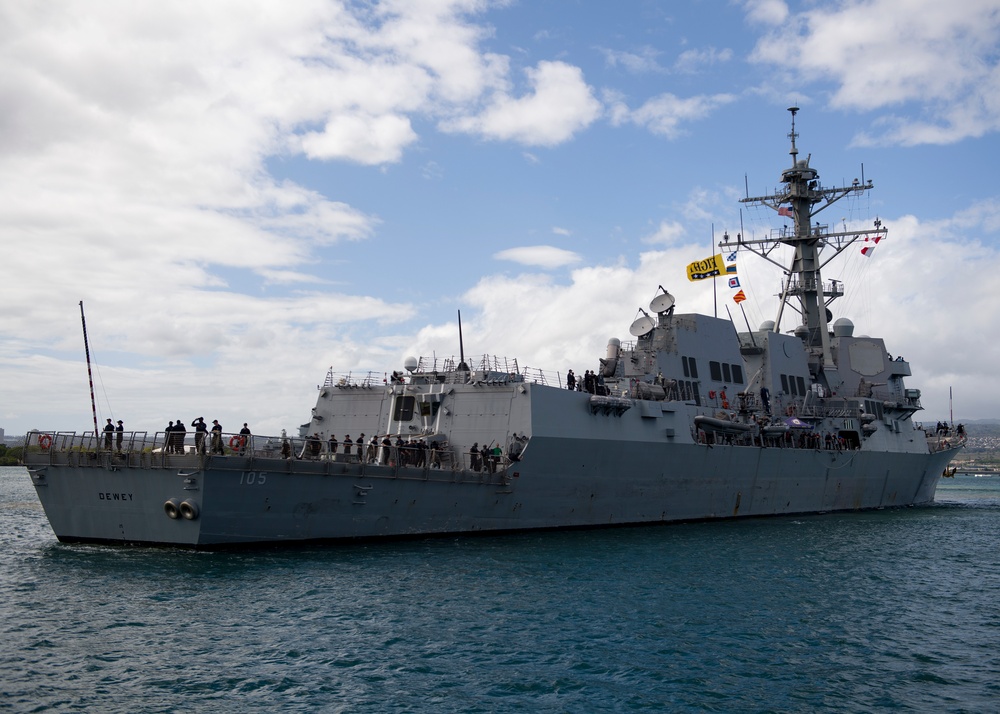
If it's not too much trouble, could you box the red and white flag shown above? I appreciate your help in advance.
[860,234,882,257]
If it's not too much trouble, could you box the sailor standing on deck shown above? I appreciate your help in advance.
[210,419,223,454]
[103,418,114,451]
[174,418,186,453]
[191,417,208,454]
[115,420,124,453]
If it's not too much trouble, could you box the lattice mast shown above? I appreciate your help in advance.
[734,107,887,388]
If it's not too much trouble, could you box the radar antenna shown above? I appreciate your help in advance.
[788,106,799,161]
[629,309,655,337]
[649,287,675,315]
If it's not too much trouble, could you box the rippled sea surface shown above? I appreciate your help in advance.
[2,465,999,713]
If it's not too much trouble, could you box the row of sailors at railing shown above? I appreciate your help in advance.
[160,418,251,454]
[694,415,861,451]
[698,425,861,450]
[54,419,252,454]
[294,433,436,466]
[35,427,528,472]
[291,433,525,472]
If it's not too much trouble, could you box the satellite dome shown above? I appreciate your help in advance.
[832,318,855,337]
[759,320,775,332]
[403,356,418,373]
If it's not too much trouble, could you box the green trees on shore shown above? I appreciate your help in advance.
[0,444,23,466]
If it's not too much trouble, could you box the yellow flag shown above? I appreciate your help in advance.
[686,253,725,281]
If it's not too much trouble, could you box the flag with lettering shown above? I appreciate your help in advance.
[686,253,725,281]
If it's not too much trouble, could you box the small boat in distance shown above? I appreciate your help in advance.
[24,109,963,547]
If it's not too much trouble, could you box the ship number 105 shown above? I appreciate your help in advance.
[240,471,268,485]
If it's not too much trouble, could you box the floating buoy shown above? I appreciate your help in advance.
[38,434,53,450]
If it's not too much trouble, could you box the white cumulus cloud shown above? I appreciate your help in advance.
[494,246,582,268]
[441,61,602,146]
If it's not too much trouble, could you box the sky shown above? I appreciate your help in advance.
[3,0,999,438]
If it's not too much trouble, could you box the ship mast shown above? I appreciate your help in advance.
[735,107,887,390]
[79,300,100,438]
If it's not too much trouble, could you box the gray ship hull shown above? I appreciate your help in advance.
[25,385,957,547]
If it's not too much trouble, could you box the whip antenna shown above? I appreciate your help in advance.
[79,301,100,439]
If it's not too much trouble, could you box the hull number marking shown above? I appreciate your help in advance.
[240,472,268,486]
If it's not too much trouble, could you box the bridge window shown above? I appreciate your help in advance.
[418,401,441,418]
[709,361,722,381]
[392,396,415,422]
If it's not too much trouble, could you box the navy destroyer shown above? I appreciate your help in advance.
[24,109,962,547]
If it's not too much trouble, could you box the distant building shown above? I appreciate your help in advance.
[0,428,25,447]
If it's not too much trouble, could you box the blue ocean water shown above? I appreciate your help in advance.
[2,465,999,713]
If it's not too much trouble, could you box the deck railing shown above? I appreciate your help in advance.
[21,430,518,483]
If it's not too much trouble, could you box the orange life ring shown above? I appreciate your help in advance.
[38,434,53,450]
[229,435,245,450]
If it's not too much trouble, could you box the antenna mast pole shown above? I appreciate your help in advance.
[457,310,469,371]
[711,224,718,318]
[79,301,100,438]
